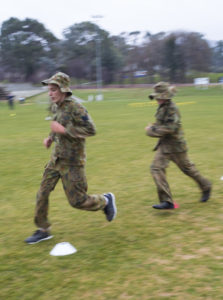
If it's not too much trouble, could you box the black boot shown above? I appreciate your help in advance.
[152,201,174,209]
[200,187,211,202]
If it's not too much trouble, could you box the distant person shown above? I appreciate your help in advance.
[25,72,116,244]
[7,95,14,109]
[145,82,211,209]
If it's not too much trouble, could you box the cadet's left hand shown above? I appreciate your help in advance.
[51,121,65,134]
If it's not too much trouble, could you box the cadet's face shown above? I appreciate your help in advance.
[48,84,66,104]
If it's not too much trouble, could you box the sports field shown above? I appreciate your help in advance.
[0,85,223,299]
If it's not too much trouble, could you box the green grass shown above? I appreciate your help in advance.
[1,86,223,299]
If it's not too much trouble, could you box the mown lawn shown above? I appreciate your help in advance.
[0,85,223,299]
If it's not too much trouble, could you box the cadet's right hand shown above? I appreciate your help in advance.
[145,123,152,133]
[43,137,53,148]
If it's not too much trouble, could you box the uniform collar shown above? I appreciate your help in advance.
[57,96,72,107]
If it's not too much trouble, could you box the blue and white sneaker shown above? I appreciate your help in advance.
[25,230,53,244]
[103,193,117,222]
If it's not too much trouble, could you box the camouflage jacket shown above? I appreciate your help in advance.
[49,96,96,165]
[146,100,187,153]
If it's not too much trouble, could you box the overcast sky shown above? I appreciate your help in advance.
[1,0,222,41]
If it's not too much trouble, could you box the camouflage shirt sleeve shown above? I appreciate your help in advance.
[49,131,56,141]
[48,111,58,141]
[148,103,180,137]
[64,103,96,139]
[146,126,163,137]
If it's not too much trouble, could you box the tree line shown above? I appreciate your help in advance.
[0,17,223,84]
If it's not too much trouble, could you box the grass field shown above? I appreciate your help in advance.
[1,85,223,299]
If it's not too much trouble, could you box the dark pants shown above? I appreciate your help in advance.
[150,148,211,203]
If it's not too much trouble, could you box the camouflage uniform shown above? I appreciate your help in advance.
[34,73,106,230]
[147,82,211,204]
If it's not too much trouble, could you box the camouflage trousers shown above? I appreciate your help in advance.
[150,148,211,203]
[34,159,106,229]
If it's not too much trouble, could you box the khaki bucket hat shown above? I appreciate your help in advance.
[149,82,176,100]
[42,72,72,96]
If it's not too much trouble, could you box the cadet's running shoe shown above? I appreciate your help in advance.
[25,230,53,244]
[200,187,211,202]
[152,201,174,209]
[104,193,117,221]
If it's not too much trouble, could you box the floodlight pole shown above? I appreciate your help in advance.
[92,15,103,101]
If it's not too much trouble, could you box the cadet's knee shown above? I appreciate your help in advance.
[150,164,162,174]
[69,193,87,209]
[180,163,195,176]
[36,189,49,200]
[181,167,190,175]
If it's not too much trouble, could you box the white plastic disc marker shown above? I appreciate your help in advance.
[50,242,77,256]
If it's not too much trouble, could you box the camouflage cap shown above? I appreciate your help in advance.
[42,72,72,96]
[149,81,176,100]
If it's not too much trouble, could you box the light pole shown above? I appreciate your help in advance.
[92,15,103,101]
